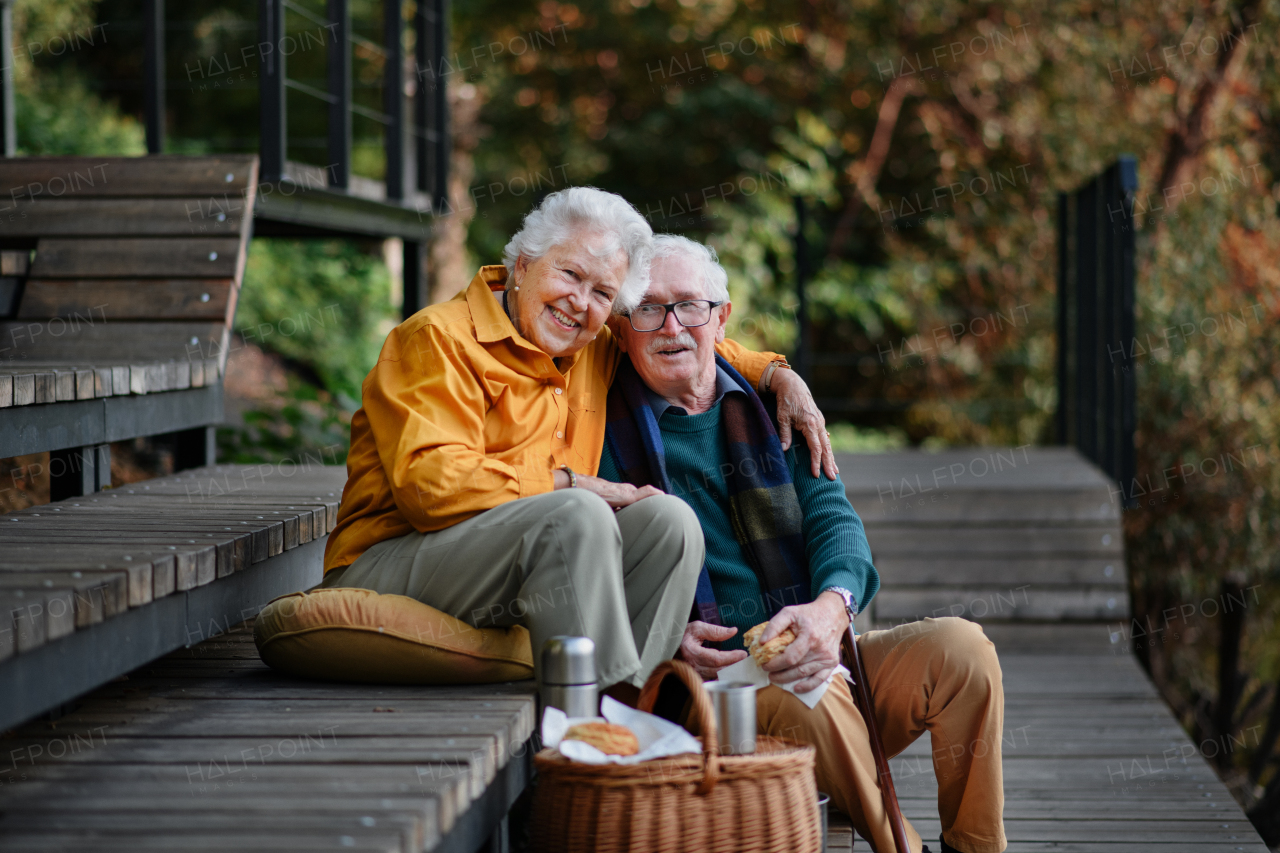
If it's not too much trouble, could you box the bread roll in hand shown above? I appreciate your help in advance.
[563,721,640,756]
[743,622,798,667]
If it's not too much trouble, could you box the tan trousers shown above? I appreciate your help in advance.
[757,617,1006,853]
[321,489,704,688]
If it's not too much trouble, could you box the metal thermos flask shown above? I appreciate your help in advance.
[541,636,598,719]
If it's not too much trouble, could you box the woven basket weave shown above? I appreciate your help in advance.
[531,660,821,853]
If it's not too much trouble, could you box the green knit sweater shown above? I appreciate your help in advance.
[598,401,880,650]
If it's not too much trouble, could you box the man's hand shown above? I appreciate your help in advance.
[758,591,851,693]
[679,621,749,680]
[770,368,838,480]
[553,469,663,508]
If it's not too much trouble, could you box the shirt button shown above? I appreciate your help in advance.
[556,431,564,438]
[554,387,562,395]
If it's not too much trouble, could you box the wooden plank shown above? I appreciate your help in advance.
[1,250,30,275]
[875,556,1127,586]
[30,238,241,279]
[0,571,125,626]
[0,198,246,237]
[17,280,234,322]
[0,321,227,363]
[0,373,10,407]
[10,372,33,405]
[872,587,1130,622]
[867,525,1124,556]
[0,156,259,199]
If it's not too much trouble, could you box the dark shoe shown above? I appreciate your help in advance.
[939,835,963,853]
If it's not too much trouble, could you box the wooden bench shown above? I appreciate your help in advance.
[0,155,258,493]
[0,464,344,732]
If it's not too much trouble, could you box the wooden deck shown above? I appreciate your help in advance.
[0,447,1270,851]
[0,620,537,852]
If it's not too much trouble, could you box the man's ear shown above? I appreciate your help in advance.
[715,301,731,344]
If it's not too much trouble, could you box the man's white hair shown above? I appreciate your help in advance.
[650,234,731,303]
[502,186,653,313]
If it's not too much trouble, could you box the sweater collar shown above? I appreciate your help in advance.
[645,363,741,420]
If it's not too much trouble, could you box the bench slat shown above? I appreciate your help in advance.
[0,321,226,363]
[30,238,241,279]
[17,279,234,321]
[0,198,246,237]
[0,156,258,198]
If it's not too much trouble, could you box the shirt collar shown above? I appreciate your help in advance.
[645,363,741,419]
[465,265,517,344]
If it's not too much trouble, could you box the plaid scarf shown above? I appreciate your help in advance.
[604,355,811,625]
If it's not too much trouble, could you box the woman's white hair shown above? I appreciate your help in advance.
[650,234,730,303]
[502,186,654,313]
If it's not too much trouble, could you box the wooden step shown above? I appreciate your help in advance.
[872,586,1131,622]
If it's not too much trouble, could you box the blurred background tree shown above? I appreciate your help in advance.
[10,0,1280,835]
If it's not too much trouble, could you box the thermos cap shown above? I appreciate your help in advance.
[542,636,596,685]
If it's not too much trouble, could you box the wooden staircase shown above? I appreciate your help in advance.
[839,447,1130,629]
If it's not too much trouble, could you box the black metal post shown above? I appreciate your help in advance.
[143,0,165,153]
[327,0,351,190]
[171,426,216,470]
[258,0,286,182]
[793,195,810,384]
[1055,191,1071,444]
[384,0,405,201]
[418,0,448,209]
[1056,156,1137,505]
[49,447,97,501]
[402,239,424,318]
[0,0,14,157]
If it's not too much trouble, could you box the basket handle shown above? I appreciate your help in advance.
[637,659,721,795]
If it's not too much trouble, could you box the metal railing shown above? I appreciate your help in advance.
[1056,156,1137,503]
[118,0,450,210]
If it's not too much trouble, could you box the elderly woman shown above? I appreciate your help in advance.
[321,187,832,691]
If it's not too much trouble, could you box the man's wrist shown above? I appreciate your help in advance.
[821,587,857,627]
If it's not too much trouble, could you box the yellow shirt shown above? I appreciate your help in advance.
[323,265,783,573]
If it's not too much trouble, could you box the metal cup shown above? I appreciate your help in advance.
[704,681,757,755]
[816,791,830,852]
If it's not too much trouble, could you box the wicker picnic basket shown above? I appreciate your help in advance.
[531,660,821,853]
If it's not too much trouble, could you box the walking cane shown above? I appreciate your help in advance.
[842,625,911,853]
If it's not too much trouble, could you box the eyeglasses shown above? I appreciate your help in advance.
[626,300,724,332]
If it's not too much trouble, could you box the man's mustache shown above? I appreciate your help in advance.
[646,331,698,354]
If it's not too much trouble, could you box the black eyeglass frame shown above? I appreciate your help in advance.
[624,299,726,332]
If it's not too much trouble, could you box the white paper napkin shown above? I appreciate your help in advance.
[716,654,849,710]
[541,696,703,765]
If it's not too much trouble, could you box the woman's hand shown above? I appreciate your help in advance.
[757,591,850,693]
[770,368,838,480]
[553,469,663,508]
[679,621,749,680]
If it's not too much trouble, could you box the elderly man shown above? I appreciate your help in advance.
[598,235,1007,853]
[321,188,833,693]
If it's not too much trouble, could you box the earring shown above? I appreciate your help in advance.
[514,286,520,291]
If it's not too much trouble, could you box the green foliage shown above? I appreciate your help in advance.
[236,239,397,407]
[216,378,352,466]
[15,66,145,155]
